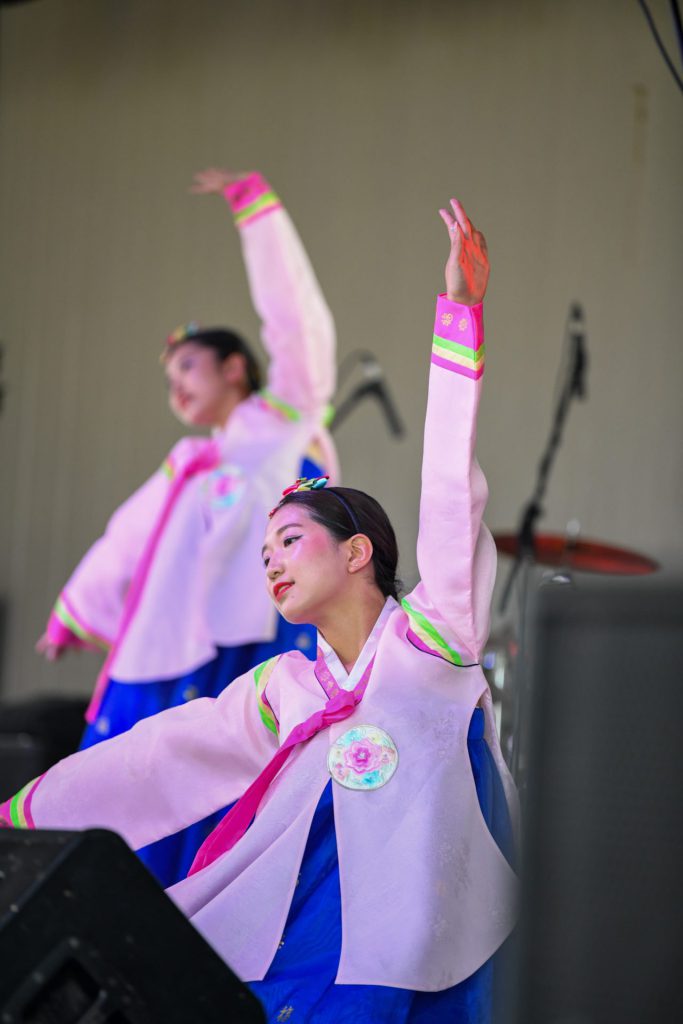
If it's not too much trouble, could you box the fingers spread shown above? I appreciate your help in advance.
[439,207,455,229]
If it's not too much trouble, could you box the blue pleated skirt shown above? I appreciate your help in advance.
[249,708,515,1024]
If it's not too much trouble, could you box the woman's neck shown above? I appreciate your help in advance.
[212,387,249,430]
[318,588,387,674]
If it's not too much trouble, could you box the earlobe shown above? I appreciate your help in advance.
[222,352,247,388]
[347,535,374,574]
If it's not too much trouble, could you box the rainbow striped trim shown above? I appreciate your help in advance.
[234,191,282,228]
[431,298,484,380]
[3,775,43,829]
[161,455,176,480]
[259,389,301,423]
[254,656,281,736]
[431,334,485,380]
[54,594,110,652]
[401,598,464,666]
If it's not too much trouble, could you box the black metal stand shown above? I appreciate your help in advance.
[329,352,405,437]
[500,303,588,782]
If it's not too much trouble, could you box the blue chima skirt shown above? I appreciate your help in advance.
[248,708,515,1024]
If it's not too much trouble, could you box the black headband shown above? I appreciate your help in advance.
[328,490,361,534]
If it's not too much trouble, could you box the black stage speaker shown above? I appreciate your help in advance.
[0,827,265,1023]
[511,579,683,1024]
[0,696,88,801]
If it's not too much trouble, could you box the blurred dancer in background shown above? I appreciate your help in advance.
[36,169,338,884]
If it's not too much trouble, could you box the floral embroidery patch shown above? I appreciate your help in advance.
[328,724,398,791]
[203,465,246,509]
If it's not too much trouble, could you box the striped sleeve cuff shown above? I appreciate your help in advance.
[223,172,282,229]
[50,593,111,652]
[431,295,485,380]
[0,775,43,829]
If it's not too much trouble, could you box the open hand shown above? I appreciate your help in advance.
[189,168,252,194]
[36,632,67,662]
[438,199,489,306]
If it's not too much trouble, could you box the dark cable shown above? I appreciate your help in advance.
[637,0,683,93]
[670,0,683,66]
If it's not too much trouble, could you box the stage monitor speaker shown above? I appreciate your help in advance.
[0,696,88,801]
[510,578,683,1024]
[0,827,265,1023]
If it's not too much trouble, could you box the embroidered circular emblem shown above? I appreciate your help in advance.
[328,724,398,791]
[203,465,246,509]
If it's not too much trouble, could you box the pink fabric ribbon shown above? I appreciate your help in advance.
[85,441,221,724]
[188,655,375,877]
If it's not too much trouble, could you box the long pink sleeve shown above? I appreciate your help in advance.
[45,437,214,654]
[0,662,279,851]
[224,173,336,419]
[403,295,496,664]
[48,475,169,651]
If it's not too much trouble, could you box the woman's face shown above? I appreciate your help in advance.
[165,342,236,427]
[262,505,351,625]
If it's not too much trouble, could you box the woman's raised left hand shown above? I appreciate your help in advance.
[439,199,489,306]
[189,168,252,194]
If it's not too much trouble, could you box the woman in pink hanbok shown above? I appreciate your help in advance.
[4,196,517,1023]
[35,169,338,886]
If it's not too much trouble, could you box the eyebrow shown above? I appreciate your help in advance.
[261,523,304,556]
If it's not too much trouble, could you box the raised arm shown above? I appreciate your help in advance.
[404,200,496,664]
[191,169,336,419]
[0,659,280,852]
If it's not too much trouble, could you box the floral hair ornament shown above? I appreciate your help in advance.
[269,476,329,517]
[269,475,362,535]
[282,475,330,497]
[160,321,202,361]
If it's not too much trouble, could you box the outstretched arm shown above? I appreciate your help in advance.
[0,659,280,852]
[404,199,496,664]
[191,169,336,419]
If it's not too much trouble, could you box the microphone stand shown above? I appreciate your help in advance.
[500,304,587,783]
[329,354,405,437]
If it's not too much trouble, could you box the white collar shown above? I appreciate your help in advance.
[317,596,398,692]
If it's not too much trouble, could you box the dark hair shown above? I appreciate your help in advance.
[165,326,262,393]
[276,487,401,601]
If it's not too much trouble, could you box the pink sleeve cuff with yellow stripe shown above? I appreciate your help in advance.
[431,295,485,380]
[0,775,43,829]
[46,609,83,648]
[223,172,282,229]
[47,593,111,652]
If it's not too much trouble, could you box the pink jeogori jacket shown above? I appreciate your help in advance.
[44,174,338,687]
[3,296,518,991]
